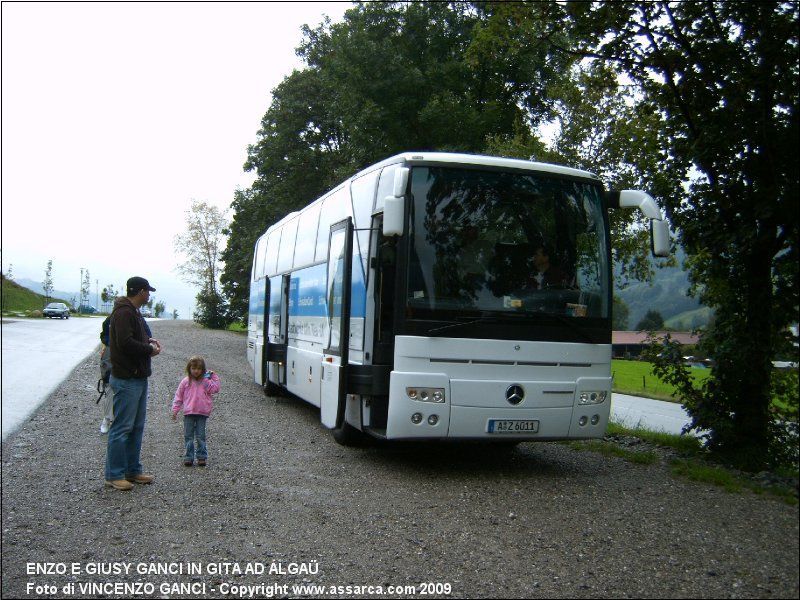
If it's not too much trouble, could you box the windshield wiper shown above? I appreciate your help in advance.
[427,315,499,335]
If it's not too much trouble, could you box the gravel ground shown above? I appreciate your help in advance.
[2,320,798,599]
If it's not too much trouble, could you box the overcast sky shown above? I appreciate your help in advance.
[1,2,350,318]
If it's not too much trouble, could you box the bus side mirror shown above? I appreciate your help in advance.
[607,189,671,258]
[651,219,670,257]
[383,167,409,236]
[393,167,409,197]
[383,196,404,236]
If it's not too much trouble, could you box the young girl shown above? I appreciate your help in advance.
[172,356,220,466]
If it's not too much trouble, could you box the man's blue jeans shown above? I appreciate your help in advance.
[184,415,208,461]
[105,376,148,480]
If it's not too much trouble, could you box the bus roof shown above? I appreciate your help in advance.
[356,152,600,181]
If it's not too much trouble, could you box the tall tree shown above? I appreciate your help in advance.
[612,295,630,331]
[636,310,665,332]
[549,1,799,468]
[222,2,546,321]
[101,284,117,304]
[80,269,91,309]
[175,200,230,328]
[43,260,54,304]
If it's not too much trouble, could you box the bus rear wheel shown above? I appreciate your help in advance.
[263,380,283,398]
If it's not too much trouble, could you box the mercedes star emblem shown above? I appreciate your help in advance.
[505,384,525,405]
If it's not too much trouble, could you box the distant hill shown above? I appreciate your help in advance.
[614,248,710,330]
[14,278,79,306]
[665,306,714,330]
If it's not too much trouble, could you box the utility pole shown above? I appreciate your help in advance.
[79,268,83,314]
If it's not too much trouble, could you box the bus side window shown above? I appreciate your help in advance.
[264,230,281,277]
[375,166,396,213]
[316,188,351,262]
[293,203,321,269]
[277,217,299,273]
[351,171,379,275]
[253,236,266,281]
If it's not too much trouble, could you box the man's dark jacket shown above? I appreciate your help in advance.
[109,297,153,379]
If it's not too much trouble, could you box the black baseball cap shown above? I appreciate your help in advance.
[127,276,156,294]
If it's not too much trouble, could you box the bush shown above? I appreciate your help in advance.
[193,289,230,329]
[28,310,43,318]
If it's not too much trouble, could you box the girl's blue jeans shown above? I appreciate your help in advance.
[183,415,208,461]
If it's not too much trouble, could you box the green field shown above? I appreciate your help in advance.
[612,359,712,402]
[1,277,73,315]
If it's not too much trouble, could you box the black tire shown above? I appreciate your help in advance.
[263,380,283,398]
[331,421,366,446]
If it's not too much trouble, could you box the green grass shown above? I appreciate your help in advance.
[1,277,72,314]
[612,358,712,402]
[605,422,702,454]
[227,321,247,333]
[571,422,798,505]
[568,439,658,464]
[670,459,744,493]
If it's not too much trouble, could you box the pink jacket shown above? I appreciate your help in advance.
[172,372,220,417]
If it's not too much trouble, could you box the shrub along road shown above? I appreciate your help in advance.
[1,320,797,598]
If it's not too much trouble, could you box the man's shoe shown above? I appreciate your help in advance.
[125,473,154,484]
[184,460,193,467]
[197,459,206,466]
[105,479,134,491]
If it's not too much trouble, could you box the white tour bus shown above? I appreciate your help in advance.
[247,152,669,444]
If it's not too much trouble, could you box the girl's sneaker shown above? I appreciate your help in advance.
[100,418,111,434]
[183,460,193,467]
[197,459,206,466]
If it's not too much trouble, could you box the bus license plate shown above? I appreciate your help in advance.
[487,419,540,434]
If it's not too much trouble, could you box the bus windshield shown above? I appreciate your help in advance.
[406,166,609,323]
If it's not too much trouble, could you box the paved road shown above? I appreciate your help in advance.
[1,317,104,439]
[611,392,693,435]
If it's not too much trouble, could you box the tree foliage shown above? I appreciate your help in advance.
[612,295,630,331]
[101,284,117,304]
[80,269,91,309]
[222,1,672,322]
[636,309,665,332]
[555,1,799,468]
[42,260,54,304]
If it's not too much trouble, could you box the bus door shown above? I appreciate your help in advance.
[320,218,353,428]
[251,276,269,385]
[264,273,289,391]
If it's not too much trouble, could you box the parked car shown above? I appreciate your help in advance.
[43,302,70,319]
[140,307,152,318]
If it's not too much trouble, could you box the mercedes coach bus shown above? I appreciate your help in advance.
[247,152,669,445]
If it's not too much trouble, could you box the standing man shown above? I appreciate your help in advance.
[104,276,162,491]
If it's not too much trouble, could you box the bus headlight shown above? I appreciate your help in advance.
[578,391,607,405]
[407,387,446,403]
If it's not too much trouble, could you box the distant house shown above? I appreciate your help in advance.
[612,331,700,359]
